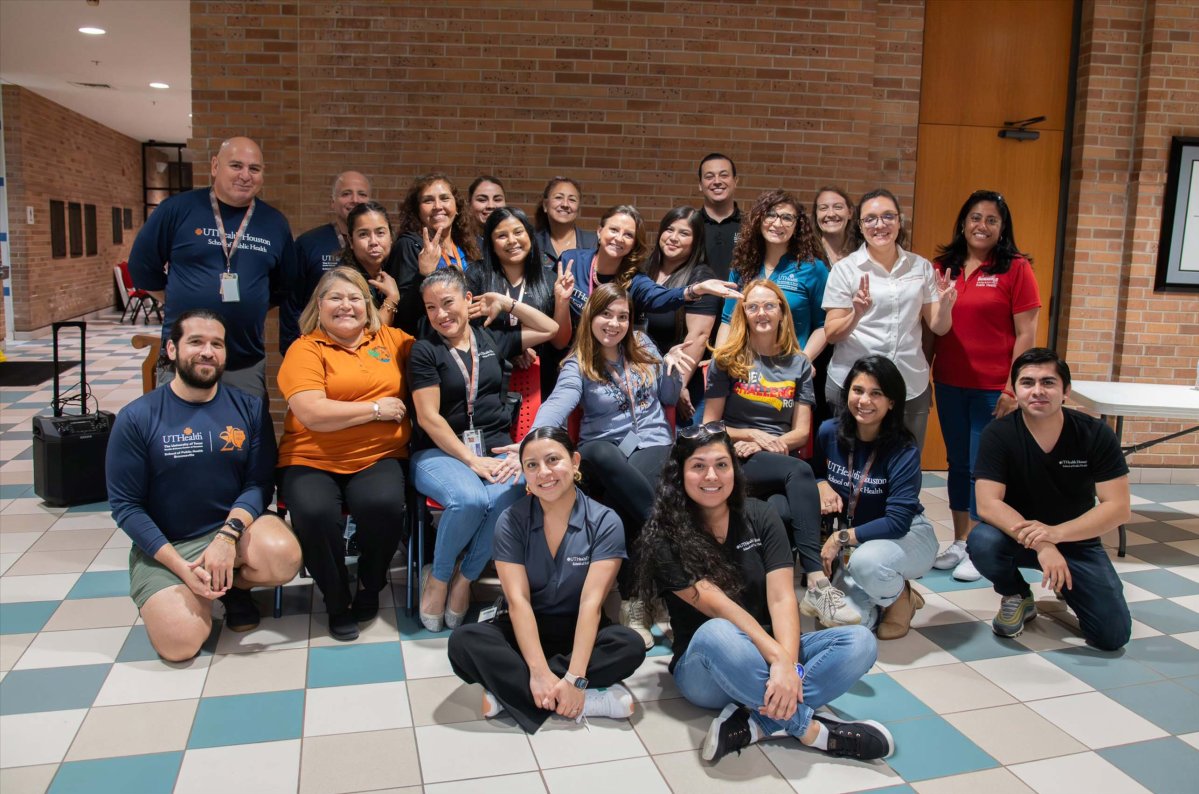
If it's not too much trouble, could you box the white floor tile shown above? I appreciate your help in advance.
[1028,692,1168,749]
[542,756,671,794]
[760,736,904,794]
[1008,751,1151,794]
[424,771,547,794]
[303,680,412,736]
[528,716,647,769]
[213,613,310,654]
[176,739,301,794]
[415,720,537,783]
[0,572,81,602]
[12,625,130,669]
[967,654,1093,702]
[93,656,211,706]
[400,636,455,679]
[0,709,88,768]
[0,533,45,556]
[621,656,682,703]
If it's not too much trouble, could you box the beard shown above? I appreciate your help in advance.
[174,356,224,389]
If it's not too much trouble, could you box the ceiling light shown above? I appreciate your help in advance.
[78,27,106,35]
[149,82,170,89]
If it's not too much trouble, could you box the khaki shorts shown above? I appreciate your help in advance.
[128,529,232,609]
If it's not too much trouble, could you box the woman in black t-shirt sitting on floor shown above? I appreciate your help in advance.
[635,424,891,765]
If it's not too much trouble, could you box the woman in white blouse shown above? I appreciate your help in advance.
[821,188,957,452]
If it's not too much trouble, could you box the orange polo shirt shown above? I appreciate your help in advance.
[277,325,415,474]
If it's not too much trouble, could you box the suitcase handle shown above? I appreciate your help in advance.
[51,321,87,417]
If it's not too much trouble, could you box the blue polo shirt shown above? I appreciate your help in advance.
[720,255,828,349]
[492,490,626,615]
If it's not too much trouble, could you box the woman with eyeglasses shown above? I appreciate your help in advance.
[713,190,828,368]
[534,177,597,264]
[704,279,855,627]
[822,188,957,452]
[813,355,938,639]
[447,427,646,733]
[529,283,694,649]
[929,191,1041,582]
[635,424,892,765]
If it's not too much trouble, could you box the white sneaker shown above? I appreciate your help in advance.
[620,599,655,650]
[800,580,862,627]
[952,556,981,582]
[933,540,968,570]
[581,683,635,720]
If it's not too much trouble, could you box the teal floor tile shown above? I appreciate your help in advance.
[395,609,449,640]
[307,641,405,688]
[0,664,111,715]
[0,484,32,498]
[1123,636,1199,679]
[64,500,110,513]
[861,786,916,794]
[1129,598,1199,634]
[1126,542,1199,568]
[912,567,993,593]
[916,621,1031,663]
[49,751,182,794]
[65,570,131,600]
[116,622,220,662]
[1097,737,1199,794]
[1102,680,1199,734]
[1120,568,1199,598]
[0,600,60,634]
[188,690,304,748]
[1177,675,1199,694]
[881,715,998,782]
[1040,646,1164,691]
[921,472,947,488]
[1130,483,1199,502]
[828,673,934,723]
[1125,522,1199,544]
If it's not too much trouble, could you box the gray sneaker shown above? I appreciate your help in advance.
[800,580,862,627]
[992,594,1037,638]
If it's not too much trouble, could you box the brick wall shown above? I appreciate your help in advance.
[1,85,144,332]
[1060,0,1199,467]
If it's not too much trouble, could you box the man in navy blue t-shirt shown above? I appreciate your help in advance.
[129,136,300,398]
[107,309,301,661]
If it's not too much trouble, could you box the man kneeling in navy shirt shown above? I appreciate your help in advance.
[969,348,1132,651]
[107,309,302,661]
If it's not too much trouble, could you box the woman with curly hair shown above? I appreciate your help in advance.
[530,283,694,649]
[635,424,891,764]
[392,173,482,334]
[714,190,828,365]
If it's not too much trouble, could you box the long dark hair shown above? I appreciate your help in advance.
[730,189,823,285]
[643,206,707,280]
[534,176,583,233]
[934,190,1031,279]
[635,428,747,605]
[836,355,915,455]
[473,207,554,316]
[855,188,908,249]
[396,172,481,262]
[338,201,392,270]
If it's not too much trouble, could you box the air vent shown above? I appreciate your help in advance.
[68,81,113,89]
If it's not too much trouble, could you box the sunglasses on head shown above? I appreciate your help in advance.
[677,420,727,440]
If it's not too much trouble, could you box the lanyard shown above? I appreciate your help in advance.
[846,441,878,528]
[208,190,256,273]
[441,243,465,271]
[506,279,526,327]
[609,352,641,433]
[589,254,599,293]
[444,328,479,428]
[334,225,347,250]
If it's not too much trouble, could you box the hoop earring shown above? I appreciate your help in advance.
[573,469,583,483]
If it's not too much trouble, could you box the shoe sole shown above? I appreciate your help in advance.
[701,703,741,762]
[992,607,1038,639]
[224,620,259,633]
[815,714,896,759]
[799,598,863,628]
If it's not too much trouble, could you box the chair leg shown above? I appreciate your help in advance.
[273,584,283,618]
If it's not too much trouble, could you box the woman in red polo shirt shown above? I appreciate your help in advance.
[930,191,1040,582]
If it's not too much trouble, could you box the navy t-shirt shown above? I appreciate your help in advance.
[493,490,626,616]
[128,188,299,370]
[283,222,344,353]
[106,384,275,557]
[562,248,688,322]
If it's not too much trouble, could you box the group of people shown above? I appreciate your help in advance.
[110,137,1133,765]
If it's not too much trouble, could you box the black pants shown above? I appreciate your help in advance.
[448,612,646,733]
[738,452,821,573]
[279,459,406,615]
[578,440,671,597]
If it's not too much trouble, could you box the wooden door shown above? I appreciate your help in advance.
[913,0,1074,469]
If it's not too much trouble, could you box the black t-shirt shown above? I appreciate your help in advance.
[702,205,742,272]
[974,407,1128,527]
[643,263,721,357]
[407,325,523,451]
[653,499,794,671]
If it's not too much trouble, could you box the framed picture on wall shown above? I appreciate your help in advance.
[1155,135,1199,291]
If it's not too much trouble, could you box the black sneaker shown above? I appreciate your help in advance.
[351,587,380,624]
[701,704,762,763]
[814,713,895,760]
[220,587,260,633]
[328,610,360,642]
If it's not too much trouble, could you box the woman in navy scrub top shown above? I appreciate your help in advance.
[447,427,647,733]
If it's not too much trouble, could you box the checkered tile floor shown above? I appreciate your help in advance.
[2,313,1198,793]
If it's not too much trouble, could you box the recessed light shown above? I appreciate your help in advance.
[149,82,170,89]
[78,26,106,35]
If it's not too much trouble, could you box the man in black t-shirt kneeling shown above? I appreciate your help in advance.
[968,348,1132,651]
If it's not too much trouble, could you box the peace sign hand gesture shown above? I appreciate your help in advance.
[417,225,451,276]
[554,260,576,303]
[852,274,872,316]
[934,268,958,308]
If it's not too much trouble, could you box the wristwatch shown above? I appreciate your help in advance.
[836,529,851,547]
[223,517,246,536]
[563,672,589,690]
[795,662,806,680]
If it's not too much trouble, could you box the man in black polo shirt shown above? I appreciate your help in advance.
[969,348,1132,651]
[697,153,741,272]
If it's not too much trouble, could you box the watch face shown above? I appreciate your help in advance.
[574,677,589,689]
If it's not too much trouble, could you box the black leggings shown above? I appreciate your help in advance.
[578,440,671,598]
[739,452,822,574]
[278,459,406,615]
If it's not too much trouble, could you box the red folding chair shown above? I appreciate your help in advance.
[117,261,162,324]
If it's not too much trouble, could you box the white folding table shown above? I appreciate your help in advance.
[1068,379,1199,556]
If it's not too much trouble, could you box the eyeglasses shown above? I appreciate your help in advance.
[744,302,780,315]
[764,211,798,226]
[677,420,727,439]
[860,213,899,228]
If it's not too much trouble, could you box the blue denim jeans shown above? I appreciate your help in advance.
[673,619,877,738]
[836,514,939,629]
[967,522,1132,651]
[411,448,525,582]
[934,382,1001,518]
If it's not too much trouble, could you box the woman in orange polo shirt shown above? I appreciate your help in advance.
[277,266,415,642]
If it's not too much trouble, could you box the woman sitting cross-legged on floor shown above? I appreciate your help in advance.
[635,424,893,764]
[447,427,647,733]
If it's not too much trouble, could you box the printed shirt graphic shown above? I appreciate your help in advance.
[706,354,815,436]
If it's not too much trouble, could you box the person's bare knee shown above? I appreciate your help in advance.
[237,514,302,586]
[140,585,212,661]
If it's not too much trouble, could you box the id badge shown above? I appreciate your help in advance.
[219,272,240,303]
[462,428,484,457]
[617,430,641,457]
[478,605,498,623]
